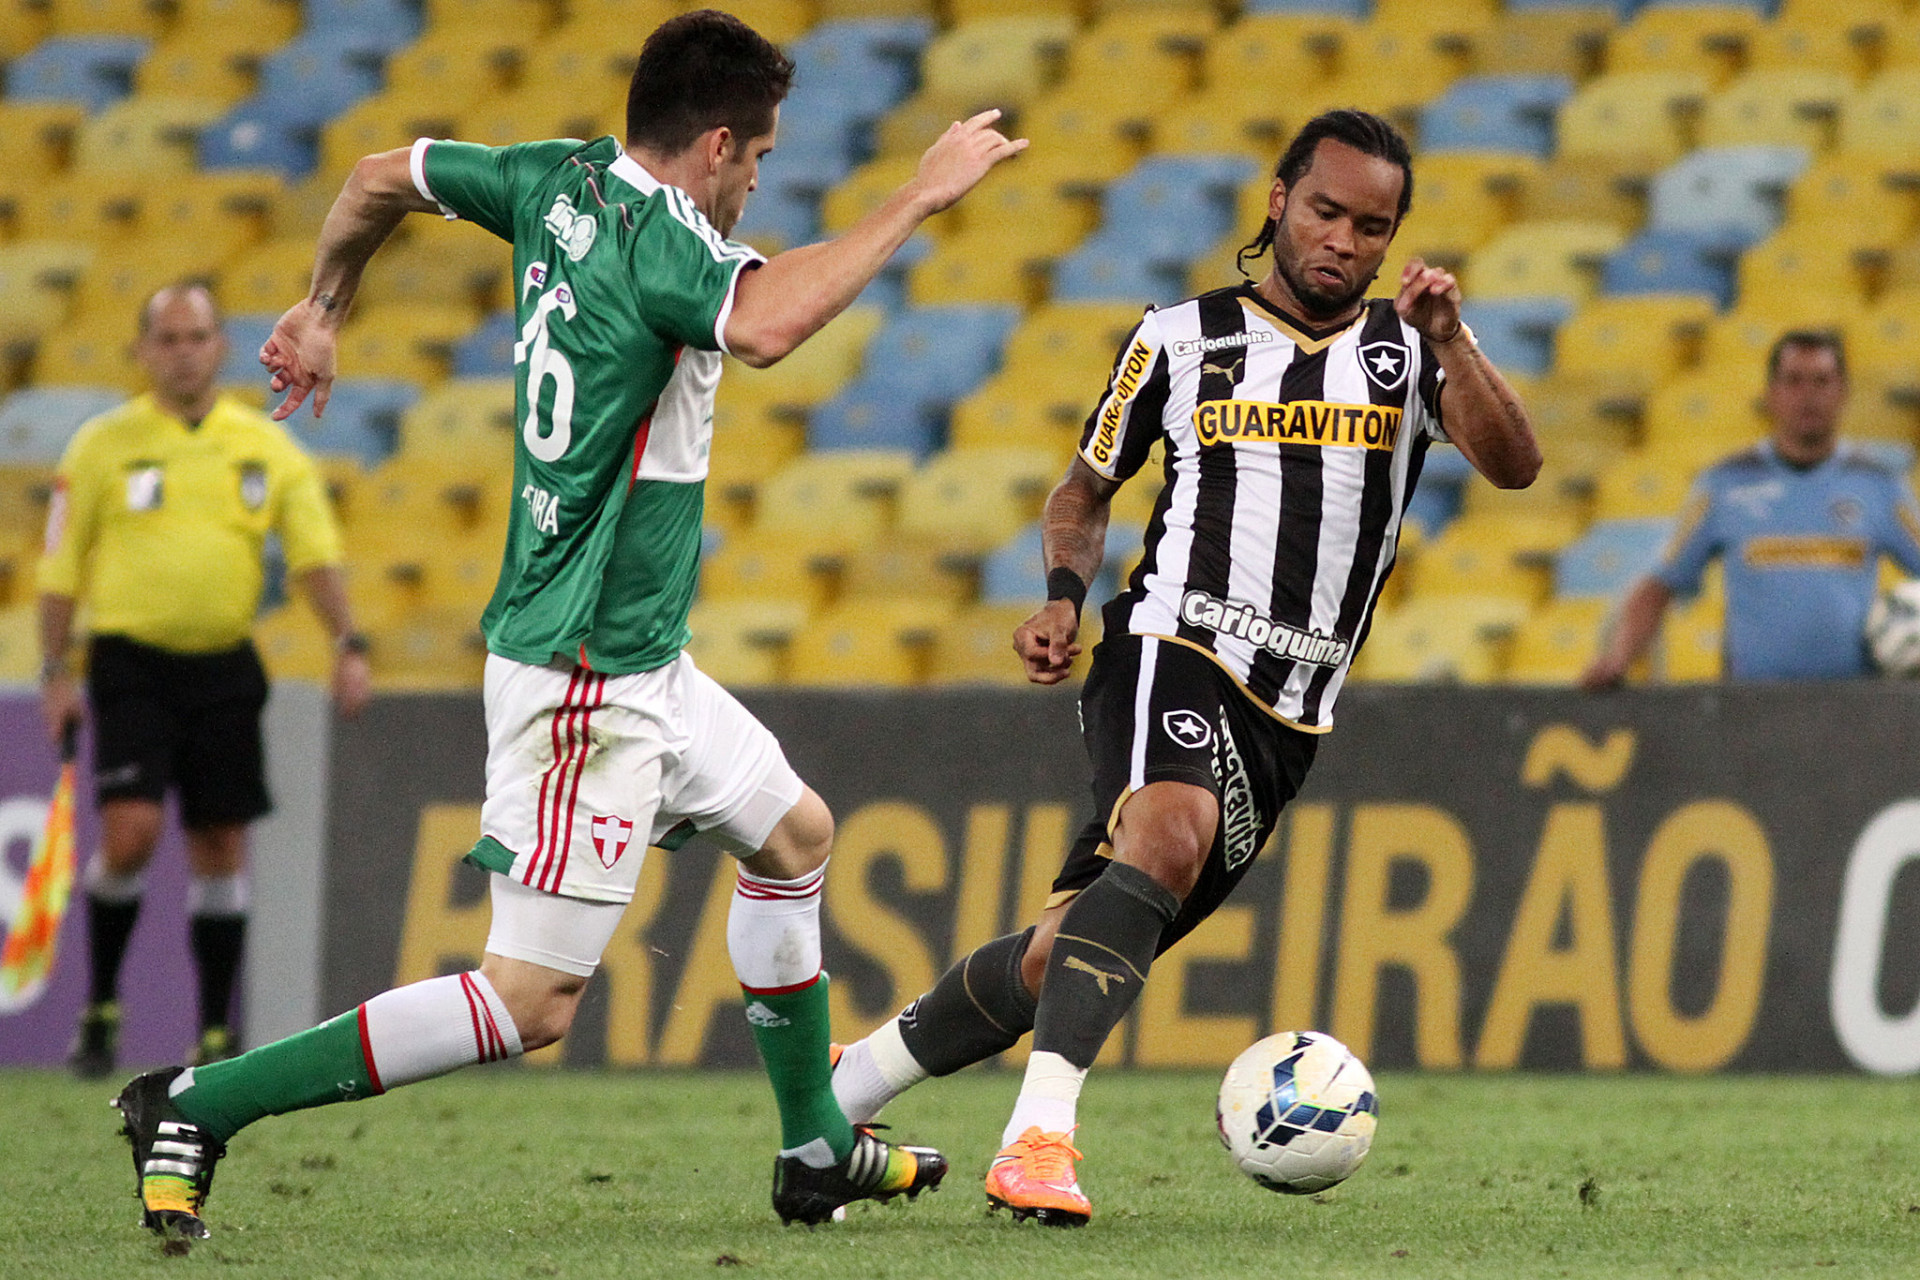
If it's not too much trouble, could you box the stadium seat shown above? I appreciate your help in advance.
[1554,518,1674,598]
[366,606,487,690]
[979,518,1130,608]
[1646,146,1809,253]
[926,603,1045,686]
[1504,597,1610,684]
[806,384,941,456]
[1839,70,1920,160]
[1641,368,1766,456]
[362,453,507,541]
[1151,85,1288,164]
[335,303,474,385]
[722,307,883,413]
[822,156,938,238]
[1515,153,1647,230]
[8,173,142,245]
[1591,449,1703,521]
[895,446,1057,552]
[1697,303,1848,380]
[1011,82,1155,188]
[319,96,463,184]
[1599,229,1738,307]
[754,449,916,543]
[397,377,516,458]
[699,528,843,609]
[1520,377,1635,451]
[1298,22,1472,123]
[245,32,388,130]
[254,604,336,683]
[0,101,86,177]
[1411,512,1578,604]
[917,15,1074,114]
[950,169,1095,260]
[1784,158,1916,251]
[787,15,930,124]
[1243,0,1367,15]
[1554,295,1716,394]
[1848,295,1920,380]
[1348,595,1528,684]
[73,96,228,178]
[0,387,122,463]
[1419,75,1573,158]
[1456,296,1572,378]
[1698,70,1848,153]
[171,0,301,38]
[838,539,976,603]
[1555,71,1709,173]
[290,379,416,466]
[907,240,1039,307]
[1061,9,1215,108]
[786,598,952,688]
[1737,226,1878,315]
[304,0,421,48]
[948,380,1082,455]
[1206,10,1350,90]
[138,172,279,263]
[685,599,808,688]
[1476,7,1612,79]
[810,305,1019,453]
[5,35,149,112]
[0,251,80,347]
[1462,220,1624,303]
[1603,3,1759,83]
[135,34,268,109]
[449,311,517,379]
[1662,592,1723,682]
[198,108,317,178]
[1744,16,1869,76]
[1093,154,1258,270]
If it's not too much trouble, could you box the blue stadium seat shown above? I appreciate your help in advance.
[855,233,933,312]
[1509,0,1634,14]
[0,387,124,463]
[1242,0,1368,16]
[1554,518,1674,599]
[809,304,1019,455]
[304,0,421,50]
[451,311,517,377]
[1600,230,1737,308]
[733,188,821,255]
[246,33,385,129]
[1458,297,1574,378]
[1099,155,1258,268]
[1647,146,1809,253]
[736,136,856,248]
[4,36,150,112]
[980,520,1127,606]
[1401,479,1460,540]
[288,378,417,466]
[220,314,280,388]
[1420,75,1574,159]
[199,106,317,177]
[788,19,929,121]
[1052,240,1189,307]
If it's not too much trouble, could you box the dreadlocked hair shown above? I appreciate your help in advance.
[1235,108,1414,281]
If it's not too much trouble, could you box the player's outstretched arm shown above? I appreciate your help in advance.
[725,109,1027,367]
[1396,258,1541,490]
[261,148,441,421]
[1015,459,1119,685]
[1580,576,1672,691]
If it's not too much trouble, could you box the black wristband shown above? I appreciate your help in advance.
[1046,567,1088,614]
[336,631,370,657]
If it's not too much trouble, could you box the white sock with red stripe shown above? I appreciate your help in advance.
[359,971,523,1091]
[727,862,826,990]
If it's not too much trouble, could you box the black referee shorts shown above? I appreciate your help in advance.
[86,634,272,830]
[1052,632,1318,955]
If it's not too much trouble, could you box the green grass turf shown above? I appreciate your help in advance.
[8,1066,1920,1279]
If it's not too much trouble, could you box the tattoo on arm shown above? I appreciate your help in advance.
[1042,470,1114,584]
[315,293,339,312]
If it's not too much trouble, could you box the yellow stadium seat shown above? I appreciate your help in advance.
[1014,85,1151,187]
[1698,70,1850,150]
[1776,0,1903,21]
[874,94,979,162]
[10,172,142,243]
[1151,85,1287,164]
[1848,293,1920,378]
[895,446,1057,552]
[926,603,1036,686]
[399,377,516,458]
[817,0,934,18]
[1205,11,1350,89]
[1477,7,1611,78]
[786,598,952,688]
[1410,512,1577,604]
[1514,153,1647,230]
[1521,377,1635,451]
[1065,8,1215,100]
[0,463,54,540]
[1662,593,1723,681]
[907,238,1038,306]
[0,1,49,61]
[1883,23,1920,71]
[125,174,274,269]
[354,219,510,312]
[949,0,1072,17]
[1604,4,1759,83]
[1784,156,1917,248]
[0,602,40,680]
[919,15,1075,113]
[221,238,316,315]
[367,606,488,690]
[320,95,465,183]
[459,84,617,153]
[1299,23,1471,122]
[839,539,976,603]
[385,29,527,109]
[136,37,264,108]
[1592,449,1706,521]
[1841,71,1920,160]
[1556,71,1710,171]
[335,302,476,385]
[1736,226,1877,314]
[823,156,940,235]
[521,14,648,91]
[417,533,508,612]
[0,243,85,344]
[1839,371,1919,445]
[706,408,806,526]
[1640,371,1766,455]
[1461,441,1605,523]
[422,0,549,39]
[1554,294,1715,392]
[362,453,509,540]
[1462,220,1624,302]
[75,236,229,322]
[1002,301,1144,379]
[48,0,164,37]
[948,379,1084,455]
[685,598,808,687]
[1744,19,1873,78]
[1505,597,1610,685]
[254,605,336,683]
[1400,152,1537,263]
[754,450,916,542]
[172,0,300,39]
[952,168,1095,256]
[700,528,843,610]
[33,318,137,390]
[1697,302,1848,380]
[721,306,882,411]
[0,101,84,179]
[1349,595,1528,684]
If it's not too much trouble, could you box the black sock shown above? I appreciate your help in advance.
[898,927,1039,1076]
[189,912,247,1032]
[86,893,141,1005]
[1031,862,1180,1070]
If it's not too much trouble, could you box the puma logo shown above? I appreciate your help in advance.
[1065,954,1126,996]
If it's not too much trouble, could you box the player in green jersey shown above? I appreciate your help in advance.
[108,10,1026,1244]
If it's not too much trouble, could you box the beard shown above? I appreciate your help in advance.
[1273,248,1374,321]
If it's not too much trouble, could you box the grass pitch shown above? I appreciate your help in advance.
[8,1065,1919,1279]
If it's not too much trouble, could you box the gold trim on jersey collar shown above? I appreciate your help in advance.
[1236,291,1366,355]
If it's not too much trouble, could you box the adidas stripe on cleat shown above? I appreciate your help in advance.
[772,1126,948,1226]
[985,1127,1091,1227]
[113,1067,226,1245]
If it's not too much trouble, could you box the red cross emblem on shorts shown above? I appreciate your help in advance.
[590,814,635,869]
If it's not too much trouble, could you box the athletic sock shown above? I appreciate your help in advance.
[728,863,853,1168]
[169,971,521,1144]
[83,863,143,1005]
[188,914,246,1033]
[1011,862,1180,1139]
[831,1022,926,1126]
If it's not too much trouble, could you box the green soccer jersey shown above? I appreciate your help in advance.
[412,134,763,674]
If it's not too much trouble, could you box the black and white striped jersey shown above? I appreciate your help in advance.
[1078,285,1446,731]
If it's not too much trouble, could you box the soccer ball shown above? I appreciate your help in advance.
[1216,1030,1377,1195]
[1866,581,1920,675]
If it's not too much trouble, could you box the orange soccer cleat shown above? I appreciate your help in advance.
[984,1127,1091,1227]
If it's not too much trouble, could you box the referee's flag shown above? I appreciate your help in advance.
[0,721,79,1006]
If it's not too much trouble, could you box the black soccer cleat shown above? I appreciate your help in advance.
[772,1127,948,1226]
[69,1001,120,1081]
[113,1067,226,1245]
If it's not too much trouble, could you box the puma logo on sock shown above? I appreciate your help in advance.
[1064,955,1126,996]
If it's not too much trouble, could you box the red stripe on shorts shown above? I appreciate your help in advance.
[553,673,606,893]
[530,667,585,889]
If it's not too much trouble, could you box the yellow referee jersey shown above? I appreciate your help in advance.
[37,393,343,654]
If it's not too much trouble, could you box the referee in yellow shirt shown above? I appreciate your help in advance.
[36,282,372,1078]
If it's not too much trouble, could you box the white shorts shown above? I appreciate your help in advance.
[474,651,803,904]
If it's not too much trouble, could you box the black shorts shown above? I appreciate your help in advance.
[86,634,272,829]
[1053,632,1318,954]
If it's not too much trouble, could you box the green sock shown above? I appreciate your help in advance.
[744,975,854,1162]
[171,1008,376,1144]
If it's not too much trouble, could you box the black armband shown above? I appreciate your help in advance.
[1046,567,1088,614]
